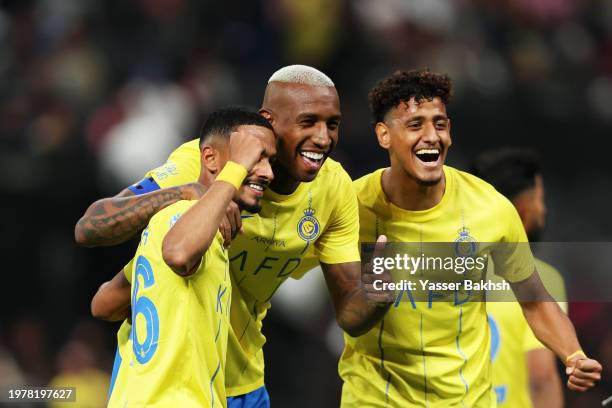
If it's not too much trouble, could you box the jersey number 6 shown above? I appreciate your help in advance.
[132,255,160,364]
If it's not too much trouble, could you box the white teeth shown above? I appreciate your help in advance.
[415,149,439,155]
[301,151,324,160]
[248,183,263,191]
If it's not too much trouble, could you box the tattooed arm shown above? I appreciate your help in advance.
[74,181,205,247]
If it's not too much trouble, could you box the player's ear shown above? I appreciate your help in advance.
[201,145,221,174]
[259,109,274,126]
[512,192,530,226]
[375,122,391,149]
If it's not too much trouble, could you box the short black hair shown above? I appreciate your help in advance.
[471,147,542,200]
[368,69,453,124]
[199,106,273,146]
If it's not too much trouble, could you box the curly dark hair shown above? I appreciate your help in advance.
[368,69,453,124]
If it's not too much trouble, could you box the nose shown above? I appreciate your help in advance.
[422,122,440,144]
[253,158,274,183]
[312,122,332,150]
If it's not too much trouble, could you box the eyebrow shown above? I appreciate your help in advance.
[403,114,448,123]
[265,148,277,159]
[296,112,342,121]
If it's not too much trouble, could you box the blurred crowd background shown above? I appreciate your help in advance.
[1,0,611,406]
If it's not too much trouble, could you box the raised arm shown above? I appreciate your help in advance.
[162,179,242,275]
[162,130,268,276]
[511,272,602,392]
[75,182,205,247]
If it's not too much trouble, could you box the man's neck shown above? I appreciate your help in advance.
[381,166,446,211]
[268,163,300,195]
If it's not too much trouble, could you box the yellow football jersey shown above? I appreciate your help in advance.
[487,259,567,406]
[340,166,535,408]
[107,319,132,407]
[141,139,360,396]
[143,140,201,188]
[107,258,134,407]
[109,200,231,408]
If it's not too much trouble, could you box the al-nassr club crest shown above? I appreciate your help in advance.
[297,206,320,242]
[454,226,478,257]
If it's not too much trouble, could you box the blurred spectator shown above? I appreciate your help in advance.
[0,345,27,386]
[47,321,111,408]
[7,318,52,386]
[270,0,343,64]
[97,80,194,189]
[48,340,109,408]
[0,1,611,406]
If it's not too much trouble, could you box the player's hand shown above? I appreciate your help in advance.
[219,201,242,248]
[361,235,395,305]
[565,356,602,391]
[179,182,207,201]
[229,129,266,171]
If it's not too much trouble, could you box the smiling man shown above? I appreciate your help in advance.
[81,65,391,407]
[339,69,601,407]
[99,107,277,407]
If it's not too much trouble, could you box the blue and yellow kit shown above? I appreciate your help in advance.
[340,166,536,407]
[108,200,230,407]
[117,139,361,397]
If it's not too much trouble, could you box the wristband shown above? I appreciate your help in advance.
[216,161,248,190]
[566,349,587,362]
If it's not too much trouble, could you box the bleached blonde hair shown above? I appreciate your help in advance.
[268,65,334,87]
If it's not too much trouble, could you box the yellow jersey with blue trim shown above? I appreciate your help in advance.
[107,319,132,407]
[107,258,133,408]
[109,200,231,408]
[340,166,535,408]
[141,139,201,188]
[487,258,567,406]
[140,139,361,396]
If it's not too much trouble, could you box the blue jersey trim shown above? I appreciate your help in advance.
[456,307,469,402]
[227,386,270,408]
[210,361,221,408]
[420,312,428,403]
[128,177,161,195]
[108,347,122,399]
[488,315,501,362]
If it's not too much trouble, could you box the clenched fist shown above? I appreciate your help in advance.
[229,128,267,172]
[565,354,602,392]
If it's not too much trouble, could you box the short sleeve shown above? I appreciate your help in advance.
[535,259,568,311]
[142,140,201,189]
[314,172,360,265]
[491,195,536,283]
[123,258,134,284]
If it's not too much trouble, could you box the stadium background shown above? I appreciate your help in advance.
[0,0,611,406]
